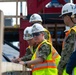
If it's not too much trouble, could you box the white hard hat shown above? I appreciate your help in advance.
[60,3,75,17]
[23,26,33,40]
[73,4,76,15]
[32,23,44,33]
[64,26,70,32]
[29,13,42,23]
[71,4,76,17]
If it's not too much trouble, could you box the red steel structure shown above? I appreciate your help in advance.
[19,0,76,57]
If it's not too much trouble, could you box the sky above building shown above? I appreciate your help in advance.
[0,2,26,15]
[0,2,27,25]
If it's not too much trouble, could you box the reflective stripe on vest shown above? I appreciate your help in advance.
[52,47,60,58]
[31,40,57,74]
[51,45,61,66]
[32,60,56,72]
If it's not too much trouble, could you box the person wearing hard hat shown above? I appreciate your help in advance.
[12,26,37,63]
[19,23,58,75]
[29,13,42,24]
[29,13,52,43]
[66,4,76,75]
[57,3,76,75]
[29,13,61,67]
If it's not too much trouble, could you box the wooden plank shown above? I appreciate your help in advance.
[0,10,4,75]
[4,26,19,33]
[2,62,31,73]
[4,15,26,18]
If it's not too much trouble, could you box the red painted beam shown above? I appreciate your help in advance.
[19,18,30,57]
[27,0,38,14]
[58,0,66,5]
[44,7,61,13]
[27,0,51,14]
[37,0,51,12]
[74,0,76,3]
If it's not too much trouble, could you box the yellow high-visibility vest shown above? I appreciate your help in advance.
[31,40,58,75]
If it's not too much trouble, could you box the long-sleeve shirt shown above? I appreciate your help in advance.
[58,29,76,72]
[21,46,37,61]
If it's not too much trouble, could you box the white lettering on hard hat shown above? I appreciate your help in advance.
[74,4,76,9]
[70,5,73,9]
[32,25,39,32]
[63,10,68,13]
[31,15,36,20]
[26,30,29,36]
[25,30,32,37]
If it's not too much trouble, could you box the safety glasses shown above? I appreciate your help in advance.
[33,32,41,37]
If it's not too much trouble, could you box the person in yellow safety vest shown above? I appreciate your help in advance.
[19,23,58,75]
[66,4,76,75]
[29,13,61,67]
[66,26,76,75]
[12,26,37,62]
[57,3,76,75]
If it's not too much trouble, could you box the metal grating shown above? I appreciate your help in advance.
[0,0,25,2]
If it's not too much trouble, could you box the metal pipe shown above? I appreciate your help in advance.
[3,53,11,62]
[16,0,18,25]
[20,0,23,14]
[4,40,19,52]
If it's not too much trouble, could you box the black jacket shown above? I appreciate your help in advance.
[66,50,76,74]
